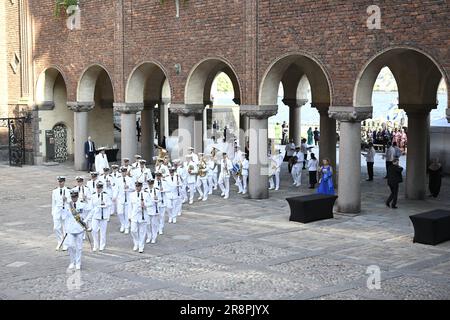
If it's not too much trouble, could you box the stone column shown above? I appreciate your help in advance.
[404,109,430,200]
[114,103,144,162]
[194,112,204,153]
[170,104,204,159]
[141,101,156,162]
[68,102,94,171]
[158,100,167,146]
[241,105,278,199]
[239,114,249,151]
[283,99,308,146]
[329,107,372,213]
[314,104,337,169]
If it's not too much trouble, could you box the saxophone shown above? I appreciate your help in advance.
[69,201,88,230]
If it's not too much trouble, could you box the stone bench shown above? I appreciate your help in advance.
[410,210,450,245]
[286,194,337,223]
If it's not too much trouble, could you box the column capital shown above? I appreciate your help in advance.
[34,101,55,111]
[240,105,278,119]
[113,103,144,114]
[312,103,330,114]
[169,104,204,116]
[67,101,95,112]
[328,106,372,122]
[400,104,437,116]
[282,98,308,108]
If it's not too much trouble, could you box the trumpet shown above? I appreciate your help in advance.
[198,160,207,177]
[156,146,168,159]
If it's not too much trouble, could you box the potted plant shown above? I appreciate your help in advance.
[54,0,79,17]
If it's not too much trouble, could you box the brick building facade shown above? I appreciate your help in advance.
[0,0,449,212]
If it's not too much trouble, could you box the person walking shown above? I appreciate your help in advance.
[362,142,376,181]
[382,142,395,179]
[317,159,335,195]
[308,153,319,189]
[84,136,96,172]
[386,159,403,209]
[313,127,320,146]
[307,127,314,146]
[300,138,308,170]
[285,138,296,173]
[428,158,443,198]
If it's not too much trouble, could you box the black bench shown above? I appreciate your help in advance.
[286,194,337,223]
[410,210,450,245]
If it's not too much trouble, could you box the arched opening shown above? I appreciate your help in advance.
[183,58,241,155]
[259,53,333,165]
[355,47,449,199]
[35,67,73,163]
[78,65,115,154]
[430,78,449,174]
[125,62,170,161]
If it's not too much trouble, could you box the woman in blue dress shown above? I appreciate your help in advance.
[317,159,335,195]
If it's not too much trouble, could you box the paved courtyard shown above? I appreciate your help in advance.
[0,151,449,300]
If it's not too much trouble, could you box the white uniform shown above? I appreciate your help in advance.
[269,153,283,190]
[166,174,183,222]
[71,185,91,218]
[241,158,249,194]
[95,153,109,173]
[109,170,121,214]
[146,187,160,243]
[177,165,188,203]
[292,151,304,187]
[232,149,243,185]
[99,174,114,214]
[196,160,209,201]
[62,199,87,268]
[219,158,233,199]
[133,167,151,189]
[207,159,218,194]
[129,190,150,252]
[86,191,112,251]
[115,176,135,233]
[155,178,169,234]
[186,161,198,204]
[51,186,70,249]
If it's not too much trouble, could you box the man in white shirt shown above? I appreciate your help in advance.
[116,167,135,234]
[95,147,109,174]
[383,142,395,179]
[285,139,296,173]
[291,147,304,187]
[362,142,376,181]
[185,154,198,204]
[52,176,70,251]
[85,181,111,252]
[269,150,284,191]
[241,153,249,194]
[187,147,199,164]
[166,168,182,223]
[129,181,150,253]
[219,152,233,199]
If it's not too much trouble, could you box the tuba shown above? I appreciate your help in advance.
[157,146,168,159]
[198,160,207,177]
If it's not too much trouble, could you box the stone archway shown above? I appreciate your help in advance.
[71,64,115,170]
[354,47,449,200]
[35,67,73,163]
[123,61,170,162]
[173,58,242,158]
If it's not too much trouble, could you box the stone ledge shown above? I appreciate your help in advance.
[240,105,278,119]
[169,104,204,116]
[328,106,372,122]
[67,101,95,112]
[113,103,144,114]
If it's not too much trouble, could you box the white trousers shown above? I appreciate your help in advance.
[158,206,166,232]
[197,178,209,199]
[187,183,196,201]
[91,219,108,250]
[212,172,218,188]
[169,198,182,220]
[131,221,147,250]
[67,232,83,265]
[236,176,243,193]
[242,174,248,193]
[269,171,280,189]
[207,175,214,194]
[181,182,188,201]
[53,213,65,245]
[292,165,302,186]
[218,174,230,197]
[117,202,131,230]
[146,215,159,242]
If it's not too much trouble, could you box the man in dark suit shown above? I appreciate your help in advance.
[84,136,96,172]
[386,158,403,209]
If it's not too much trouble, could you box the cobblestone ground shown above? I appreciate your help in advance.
[0,150,449,300]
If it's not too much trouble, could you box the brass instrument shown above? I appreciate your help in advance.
[237,160,243,177]
[198,160,207,177]
[157,146,168,159]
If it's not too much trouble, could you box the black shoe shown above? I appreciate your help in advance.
[391,205,398,209]
[385,202,390,208]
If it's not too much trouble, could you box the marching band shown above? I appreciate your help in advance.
[54,143,307,271]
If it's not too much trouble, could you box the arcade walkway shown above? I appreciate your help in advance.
[0,158,448,300]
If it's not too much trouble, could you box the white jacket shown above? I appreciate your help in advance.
[129,191,151,223]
